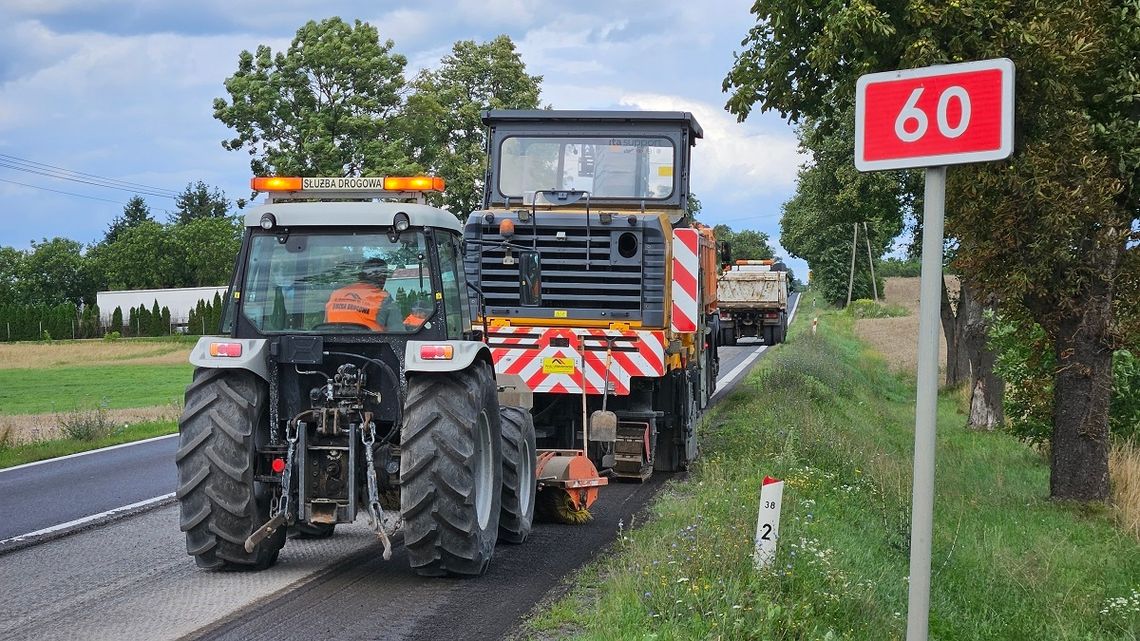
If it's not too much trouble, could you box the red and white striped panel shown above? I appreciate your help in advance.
[488,326,666,395]
[671,228,699,333]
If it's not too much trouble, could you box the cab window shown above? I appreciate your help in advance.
[435,232,466,339]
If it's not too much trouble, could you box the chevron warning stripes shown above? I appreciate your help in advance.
[671,228,699,333]
[487,326,666,395]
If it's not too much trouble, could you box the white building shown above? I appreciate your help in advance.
[97,286,227,325]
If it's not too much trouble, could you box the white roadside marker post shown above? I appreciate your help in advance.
[753,475,784,569]
[855,58,1014,641]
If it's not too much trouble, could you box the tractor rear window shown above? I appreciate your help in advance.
[498,136,675,200]
[240,231,435,334]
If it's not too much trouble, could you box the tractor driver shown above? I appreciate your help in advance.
[324,257,403,331]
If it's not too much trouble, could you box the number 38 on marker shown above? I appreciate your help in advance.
[855,58,1015,171]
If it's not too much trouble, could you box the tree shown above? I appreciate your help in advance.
[21,237,96,307]
[111,306,123,334]
[170,181,230,224]
[0,246,26,305]
[105,196,154,244]
[403,35,542,216]
[713,225,777,262]
[214,17,412,178]
[724,0,1140,502]
[95,221,176,290]
[171,217,243,287]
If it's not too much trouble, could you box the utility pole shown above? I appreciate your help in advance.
[846,222,859,307]
[863,221,879,301]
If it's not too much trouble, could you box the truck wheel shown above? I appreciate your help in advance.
[498,406,536,544]
[775,317,787,344]
[401,362,503,576]
[176,368,285,570]
[720,327,736,347]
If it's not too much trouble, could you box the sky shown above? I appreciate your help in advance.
[0,0,809,278]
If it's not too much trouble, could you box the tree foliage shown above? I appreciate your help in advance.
[170,181,230,224]
[724,0,1140,501]
[214,17,412,177]
[404,35,542,216]
[104,196,154,245]
[712,224,776,261]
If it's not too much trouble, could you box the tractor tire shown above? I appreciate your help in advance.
[498,406,537,544]
[176,368,285,570]
[400,362,503,577]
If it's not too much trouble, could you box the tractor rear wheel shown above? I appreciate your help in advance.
[176,368,284,570]
[400,362,503,576]
[498,406,536,544]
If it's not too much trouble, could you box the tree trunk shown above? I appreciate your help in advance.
[941,277,963,387]
[959,281,1004,430]
[1049,298,1113,502]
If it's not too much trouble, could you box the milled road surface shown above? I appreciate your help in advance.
[188,478,665,641]
[0,293,796,641]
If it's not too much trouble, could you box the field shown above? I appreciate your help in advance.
[0,338,192,444]
[851,276,954,374]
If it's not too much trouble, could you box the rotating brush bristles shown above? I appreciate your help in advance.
[534,488,593,524]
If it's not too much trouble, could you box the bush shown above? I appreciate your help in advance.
[103,331,121,341]
[989,311,1139,445]
[1112,350,1140,443]
[58,400,116,441]
[846,298,909,319]
[876,258,922,278]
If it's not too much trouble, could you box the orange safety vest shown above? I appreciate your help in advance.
[325,283,389,331]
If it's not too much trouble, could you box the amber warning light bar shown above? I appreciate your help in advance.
[251,176,445,192]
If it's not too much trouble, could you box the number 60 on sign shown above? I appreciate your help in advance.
[855,58,1015,171]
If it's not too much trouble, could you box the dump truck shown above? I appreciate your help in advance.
[463,110,721,520]
[175,176,543,577]
[716,259,789,346]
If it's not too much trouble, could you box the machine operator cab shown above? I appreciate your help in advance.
[223,176,471,343]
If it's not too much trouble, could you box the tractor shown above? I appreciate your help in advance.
[175,176,539,576]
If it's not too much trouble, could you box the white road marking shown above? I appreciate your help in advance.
[715,345,768,392]
[0,433,178,474]
[0,492,176,546]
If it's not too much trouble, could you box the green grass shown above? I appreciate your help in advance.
[0,420,177,469]
[0,363,192,415]
[524,292,1140,640]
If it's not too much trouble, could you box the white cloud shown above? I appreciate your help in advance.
[618,93,805,199]
[455,0,542,25]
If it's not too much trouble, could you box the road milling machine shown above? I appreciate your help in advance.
[464,110,721,522]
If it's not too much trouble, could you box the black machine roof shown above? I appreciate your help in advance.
[481,109,704,141]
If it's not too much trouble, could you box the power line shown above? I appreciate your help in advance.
[0,153,179,198]
[0,176,131,206]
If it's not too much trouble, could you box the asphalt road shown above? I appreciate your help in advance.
[0,434,176,541]
[0,292,798,641]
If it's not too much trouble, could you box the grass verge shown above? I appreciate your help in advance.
[0,419,177,469]
[0,363,192,415]
[524,294,1140,640]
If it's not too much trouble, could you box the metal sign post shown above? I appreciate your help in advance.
[854,58,1015,641]
[907,165,945,639]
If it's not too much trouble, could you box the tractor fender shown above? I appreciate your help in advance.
[404,340,492,375]
[188,337,270,382]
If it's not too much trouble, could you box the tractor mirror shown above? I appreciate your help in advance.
[519,250,542,307]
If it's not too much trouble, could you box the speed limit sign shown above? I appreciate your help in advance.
[853,58,1014,641]
[855,58,1014,171]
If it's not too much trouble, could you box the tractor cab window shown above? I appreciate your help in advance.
[498,136,675,200]
[240,230,434,334]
